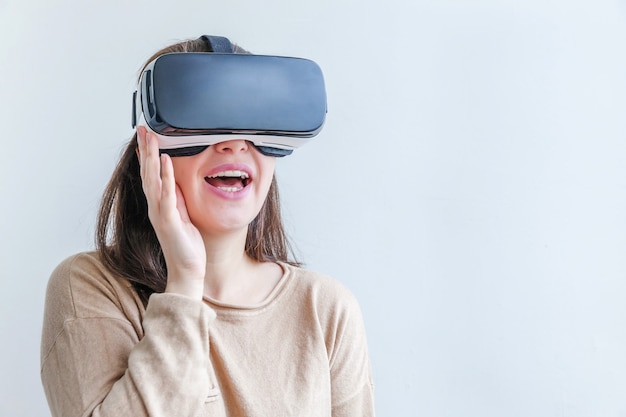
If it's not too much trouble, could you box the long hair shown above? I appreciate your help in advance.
[96,37,300,305]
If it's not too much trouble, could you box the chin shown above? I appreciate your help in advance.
[195,216,255,237]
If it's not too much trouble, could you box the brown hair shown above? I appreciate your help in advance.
[96,37,300,305]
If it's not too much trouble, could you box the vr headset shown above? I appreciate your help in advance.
[132,35,327,157]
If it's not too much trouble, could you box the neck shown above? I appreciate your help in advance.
[202,226,247,273]
[202,228,253,300]
[201,227,283,306]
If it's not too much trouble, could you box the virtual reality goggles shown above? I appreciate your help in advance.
[132,38,327,157]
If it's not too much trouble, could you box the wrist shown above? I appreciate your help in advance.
[165,274,205,300]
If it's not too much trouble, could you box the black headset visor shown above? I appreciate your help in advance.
[132,53,327,157]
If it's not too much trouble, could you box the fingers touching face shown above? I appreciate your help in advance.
[135,127,276,235]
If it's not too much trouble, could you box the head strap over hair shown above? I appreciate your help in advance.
[200,35,233,53]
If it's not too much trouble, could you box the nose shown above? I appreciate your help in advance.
[214,139,249,154]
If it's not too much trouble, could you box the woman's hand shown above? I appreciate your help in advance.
[137,127,206,300]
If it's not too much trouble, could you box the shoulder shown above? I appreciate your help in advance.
[279,263,363,321]
[48,251,111,291]
[45,251,144,320]
[283,263,356,299]
[41,253,148,393]
[279,264,370,366]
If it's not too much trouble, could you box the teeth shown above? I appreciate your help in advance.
[208,170,249,179]
[217,186,244,192]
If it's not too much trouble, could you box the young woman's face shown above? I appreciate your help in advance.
[170,140,276,236]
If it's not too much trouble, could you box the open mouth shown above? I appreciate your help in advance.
[204,170,251,192]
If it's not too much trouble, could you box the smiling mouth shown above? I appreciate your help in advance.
[204,170,251,192]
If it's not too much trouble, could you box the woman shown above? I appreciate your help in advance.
[40,36,374,416]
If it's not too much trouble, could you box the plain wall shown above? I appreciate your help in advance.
[2,0,626,415]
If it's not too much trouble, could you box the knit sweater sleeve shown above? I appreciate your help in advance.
[40,253,224,417]
[325,282,376,417]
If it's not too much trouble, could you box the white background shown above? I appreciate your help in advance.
[2,0,626,416]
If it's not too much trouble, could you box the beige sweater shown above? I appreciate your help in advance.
[40,252,374,417]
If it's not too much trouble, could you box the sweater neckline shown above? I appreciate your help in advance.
[201,262,293,313]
